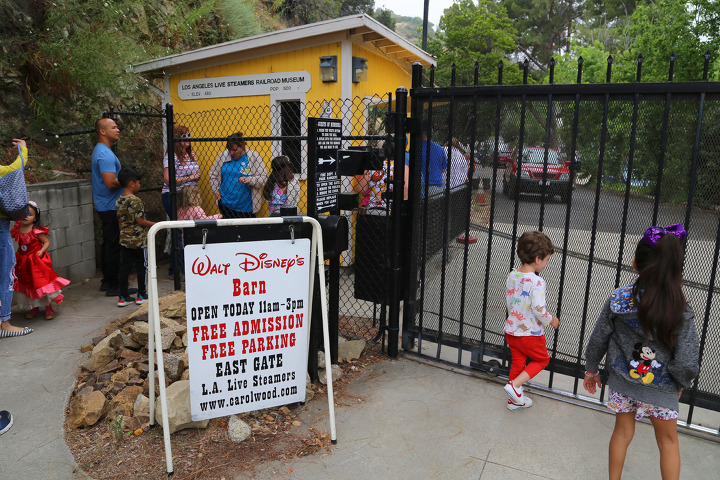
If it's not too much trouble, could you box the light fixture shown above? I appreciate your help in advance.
[319,56,337,83]
[352,57,368,83]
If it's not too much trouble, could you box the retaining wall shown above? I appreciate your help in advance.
[25,179,96,283]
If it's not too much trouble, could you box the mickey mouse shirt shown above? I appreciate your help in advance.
[584,284,700,411]
[505,270,553,337]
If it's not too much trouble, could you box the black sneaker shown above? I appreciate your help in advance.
[0,410,13,435]
[100,282,115,292]
[118,296,136,307]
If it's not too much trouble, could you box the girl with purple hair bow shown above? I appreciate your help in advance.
[583,223,699,480]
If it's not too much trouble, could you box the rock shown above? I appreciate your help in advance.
[96,359,122,376]
[162,353,182,380]
[227,415,252,443]
[160,328,177,350]
[154,380,209,434]
[133,394,149,417]
[110,386,144,417]
[318,364,342,385]
[180,369,190,381]
[121,332,142,350]
[118,349,142,365]
[67,388,108,428]
[318,350,326,369]
[80,344,93,353]
[338,339,366,361]
[120,415,147,433]
[304,372,314,403]
[82,331,124,372]
[130,321,149,345]
[111,367,140,384]
[182,332,187,347]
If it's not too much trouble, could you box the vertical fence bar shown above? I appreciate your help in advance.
[652,53,675,225]
[614,54,643,289]
[402,64,424,352]
[455,63,481,365]
[164,103,181,290]
[683,52,711,232]
[573,55,613,396]
[538,58,556,231]
[510,60,530,265]
[550,56,583,388]
[480,60,505,363]
[388,87,408,359]
[434,65,457,359]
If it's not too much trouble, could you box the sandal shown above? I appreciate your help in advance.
[45,306,55,320]
[25,308,40,319]
[0,327,34,338]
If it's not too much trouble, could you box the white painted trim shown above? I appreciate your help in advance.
[270,93,308,181]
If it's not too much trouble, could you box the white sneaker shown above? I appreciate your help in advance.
[507,396,533,411]
[504,381,524,403]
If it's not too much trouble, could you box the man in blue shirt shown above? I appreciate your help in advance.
[91,118,123,295]
[404,128,447,197]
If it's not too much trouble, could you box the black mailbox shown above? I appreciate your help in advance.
[316,215,349,257]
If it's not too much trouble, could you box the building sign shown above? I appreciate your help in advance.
[178,71,311,100]
[185,239,310,420]
[309,117,342,214]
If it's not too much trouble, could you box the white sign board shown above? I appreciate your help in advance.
[184,239,310,420]
[178,71,311,100]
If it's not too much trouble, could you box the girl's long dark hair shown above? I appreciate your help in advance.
[263,156,294,201]
[632,233,686,351]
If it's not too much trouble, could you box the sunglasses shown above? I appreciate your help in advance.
[180,133,191,139]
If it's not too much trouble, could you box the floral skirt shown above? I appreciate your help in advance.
[607,388,678,421]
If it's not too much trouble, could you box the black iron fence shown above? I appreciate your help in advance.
[402,57,720,438]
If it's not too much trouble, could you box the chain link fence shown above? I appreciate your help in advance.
[171,95,396,341]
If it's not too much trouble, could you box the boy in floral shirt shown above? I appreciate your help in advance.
[116,167,155,307]
[503,231,560,410]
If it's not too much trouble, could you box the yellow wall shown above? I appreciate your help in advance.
[168,42,412,216]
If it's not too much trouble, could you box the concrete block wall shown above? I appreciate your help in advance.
[24,180,96,283]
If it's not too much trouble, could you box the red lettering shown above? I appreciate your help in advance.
[192,326,199,342]
[233,279,241,296]
[202,344,208,360]
[201,325,209,341]
[219,323,226,338]
[210,324,218,340]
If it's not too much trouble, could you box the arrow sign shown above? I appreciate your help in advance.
[318,156,336,165]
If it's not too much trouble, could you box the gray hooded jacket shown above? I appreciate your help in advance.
[584,284,700,411]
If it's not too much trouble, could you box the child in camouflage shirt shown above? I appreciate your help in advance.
[116,167,155,307]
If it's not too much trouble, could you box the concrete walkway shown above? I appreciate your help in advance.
[0,274,717,480]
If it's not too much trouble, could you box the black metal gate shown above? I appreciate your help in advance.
[399,58,720,439]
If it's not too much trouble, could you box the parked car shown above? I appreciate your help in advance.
[471,140,514,167]
[503,147,573,203]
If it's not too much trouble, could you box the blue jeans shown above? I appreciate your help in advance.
[0,218,15,322]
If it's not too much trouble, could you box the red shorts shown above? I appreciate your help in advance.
[505,334,551,381]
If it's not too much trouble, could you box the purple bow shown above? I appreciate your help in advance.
[641,224,687,246]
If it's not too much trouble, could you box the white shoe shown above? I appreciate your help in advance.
[507,396,533,411]
[504,380,524,403]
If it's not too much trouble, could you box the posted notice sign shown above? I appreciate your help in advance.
[185,239,310,421]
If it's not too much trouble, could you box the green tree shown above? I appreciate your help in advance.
[339,0,374,16]
[501,0,583,75]
[373,8,396,31]
[427,0,522,87]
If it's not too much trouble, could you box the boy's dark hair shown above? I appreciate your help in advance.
[118,167,141,188]
[517,230,554,264]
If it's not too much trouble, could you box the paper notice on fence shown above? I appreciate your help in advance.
[184,239,310,421]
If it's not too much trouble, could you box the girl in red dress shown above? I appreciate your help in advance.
[11,201,70,320]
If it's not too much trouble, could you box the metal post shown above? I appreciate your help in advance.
[164,103,180,290]
[388,87,408,358]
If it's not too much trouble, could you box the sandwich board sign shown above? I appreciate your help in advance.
[184,238,310,419]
